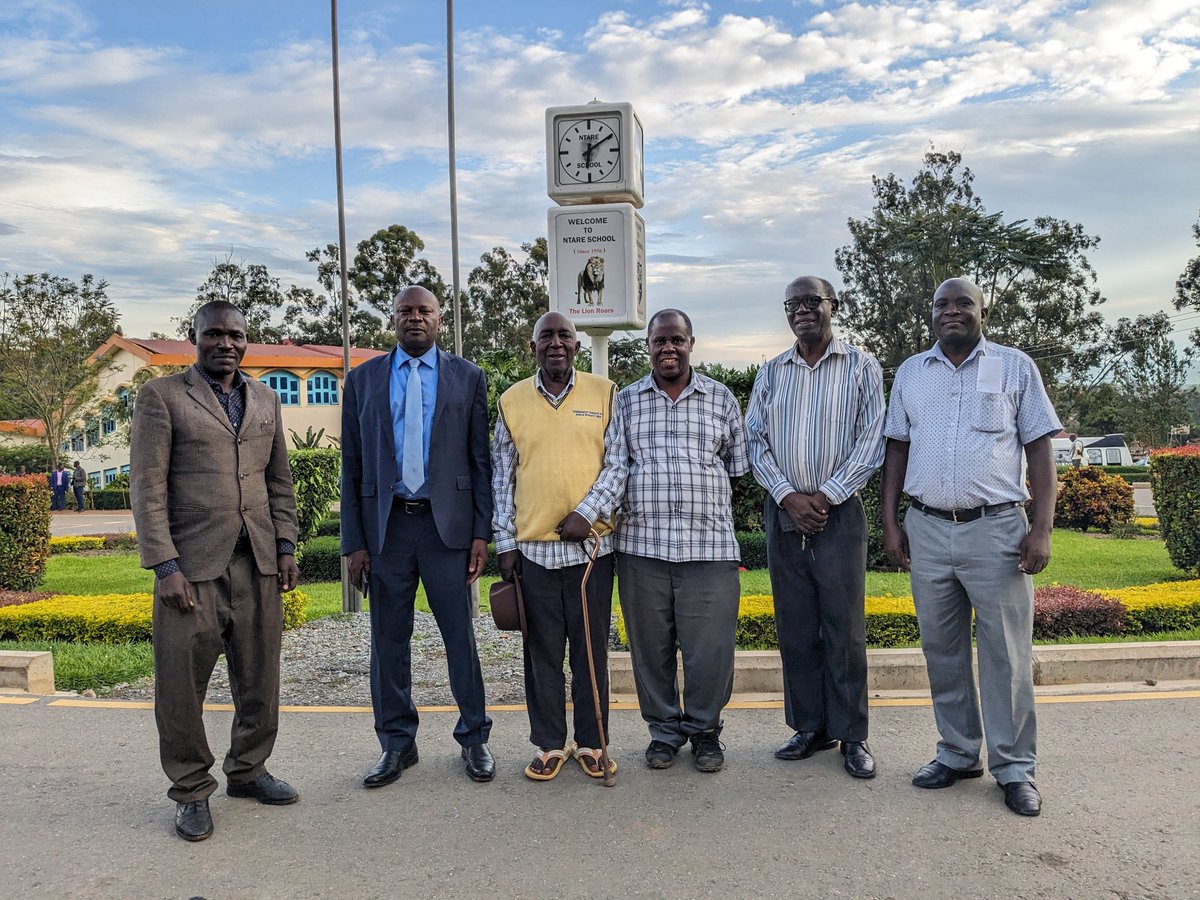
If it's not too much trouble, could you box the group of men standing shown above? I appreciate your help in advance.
[48,460,86,511]
[131,270,1059,843]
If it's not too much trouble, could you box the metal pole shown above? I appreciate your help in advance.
[331,0,361,614]
[446,0,479,617]
[589,330,611,380]
[447,0,463,357]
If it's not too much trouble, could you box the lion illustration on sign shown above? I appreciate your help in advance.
[576,255,605,306]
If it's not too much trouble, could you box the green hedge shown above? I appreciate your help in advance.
[315,514,340,537]
[0,475,52,590]
[289,449,340,545]
[91,488,131,510]
[298,536,342,581]
[1150,449,1200,575]
[0,446,51,475]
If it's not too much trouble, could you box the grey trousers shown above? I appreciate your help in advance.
[616,554,740,746]
[152,545,282,803]
[765,496,869,742]
[905,504,1037,783]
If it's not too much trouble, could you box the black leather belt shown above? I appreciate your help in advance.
[910,499,1019,524]
[394,498,431,515]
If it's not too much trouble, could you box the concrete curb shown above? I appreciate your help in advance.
[610,641,1200,695]
[0,651,54,694]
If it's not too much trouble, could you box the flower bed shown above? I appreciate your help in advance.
[614,581,1200,650]
[49,533,139,554]
[0,589,310,643]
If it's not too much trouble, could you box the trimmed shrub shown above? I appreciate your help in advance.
[289,449,341,544]
[0,589,57,608]
[1149,447,1200,575]
[0,589,310,642]
[297,536,342,582]
[1100,580,1200,634]
[49,536,106,554]
[315,514,340,537]
[1033,586,1126,639]
[736,532,767,570]
[731,478,766,533]
[1055,466,1134,532]
[0,446,51,474]
[0,475,52,590]
[91,488,131,510]
[48,532,139,554]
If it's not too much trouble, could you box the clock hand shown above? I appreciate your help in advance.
[590,134,614,154]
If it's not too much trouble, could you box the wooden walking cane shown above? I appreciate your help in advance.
[578,526,615,786]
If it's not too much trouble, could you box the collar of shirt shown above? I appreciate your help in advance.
[636,369,707,402]
[535,368,575,405]
[784,335,848,370]
[195,364,244,395]
[394,343,439,373]
[925,335,989,369]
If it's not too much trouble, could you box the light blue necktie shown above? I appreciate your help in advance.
[402,358,425,493]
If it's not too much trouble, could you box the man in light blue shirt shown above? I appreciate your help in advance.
[881,277,1060,818]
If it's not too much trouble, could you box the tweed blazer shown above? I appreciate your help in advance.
[130,366,299,583]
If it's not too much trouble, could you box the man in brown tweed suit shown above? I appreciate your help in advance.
[130,300,300,842]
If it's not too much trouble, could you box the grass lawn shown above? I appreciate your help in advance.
[0,639,154,693]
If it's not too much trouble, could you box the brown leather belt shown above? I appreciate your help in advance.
[910,498,1019,524]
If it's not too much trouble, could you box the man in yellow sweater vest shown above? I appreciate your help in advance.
[492,311,626,781]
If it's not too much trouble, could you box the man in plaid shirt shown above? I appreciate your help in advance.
[615,309,749,773]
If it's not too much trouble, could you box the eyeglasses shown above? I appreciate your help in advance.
[783,295,827,313]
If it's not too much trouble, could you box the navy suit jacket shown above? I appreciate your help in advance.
[340,347,492,556]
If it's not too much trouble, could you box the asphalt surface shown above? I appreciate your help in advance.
[50,510,135,537]
[3,692,1198,899]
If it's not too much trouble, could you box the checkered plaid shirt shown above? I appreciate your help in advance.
[614,371,749,562]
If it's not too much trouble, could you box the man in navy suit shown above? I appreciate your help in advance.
[341,285,495,786]
[50,463,71,510]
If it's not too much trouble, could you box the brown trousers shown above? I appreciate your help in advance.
[152,546,283,803]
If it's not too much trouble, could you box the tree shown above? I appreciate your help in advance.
[1110,312,1196,447]
[448,239,549,359]
[1173,211,1200,352]
[174,256,288,342]
[834,150,1107,392]
[0,273,122,467]
[284,244,394,349]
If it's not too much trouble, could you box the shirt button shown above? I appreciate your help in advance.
[241,506,248,512]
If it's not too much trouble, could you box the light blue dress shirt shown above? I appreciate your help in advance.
[391,345,439,499]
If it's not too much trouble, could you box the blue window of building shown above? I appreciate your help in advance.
[117,387,132,411]
[306,372,339,406]
[102,416,115,435]
[260,372,300,406]
[103,468,118,485]
[88,472,101,489]
[85,420,100,447]
[71,431,85,452]
[120,464,130,475]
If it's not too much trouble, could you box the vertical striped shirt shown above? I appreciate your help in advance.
[746,337,885,505]
[615,371,749,562]
[491,370,627,570]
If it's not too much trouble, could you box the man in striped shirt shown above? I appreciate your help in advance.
[746,275,885,779]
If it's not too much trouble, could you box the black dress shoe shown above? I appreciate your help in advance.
[462,743,495,782]
[841,741,876,779]
[226,772,299,805]
[363,746,419,788]
[774,730,837,761]
[175,799,213,842]
[1002,780,1042,816]
[911,759,984,789]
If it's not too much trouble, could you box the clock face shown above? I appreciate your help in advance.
[556,117,621,184]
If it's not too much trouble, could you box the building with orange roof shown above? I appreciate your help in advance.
[0,334,386,487]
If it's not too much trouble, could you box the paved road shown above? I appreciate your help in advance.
[50,510,134,536]
[2,691,1197,899]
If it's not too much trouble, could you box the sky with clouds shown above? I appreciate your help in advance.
[1,0,1197,366]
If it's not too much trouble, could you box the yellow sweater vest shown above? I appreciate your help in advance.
[498,372,615,542]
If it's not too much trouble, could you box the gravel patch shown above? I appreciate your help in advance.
[103,612,614,707]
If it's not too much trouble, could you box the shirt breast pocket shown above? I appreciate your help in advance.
[975,393,1012,434]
